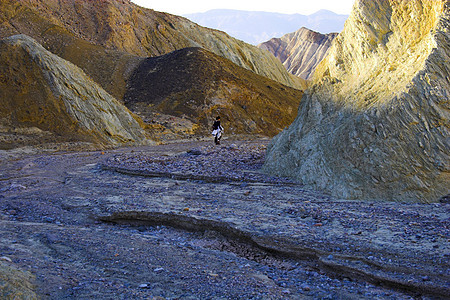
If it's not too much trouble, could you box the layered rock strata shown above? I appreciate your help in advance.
[0,0,302,90]
[263,0,450,203]
[258,28,337,80]
[0,35,149,148]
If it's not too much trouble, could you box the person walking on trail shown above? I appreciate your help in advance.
[212,116,224,145]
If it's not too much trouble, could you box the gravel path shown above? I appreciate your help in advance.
[102,142,297,184]
[0,139,449,299]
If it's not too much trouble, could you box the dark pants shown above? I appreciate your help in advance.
[214,131,222,145]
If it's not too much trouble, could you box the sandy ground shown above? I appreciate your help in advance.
[0,139,449,299]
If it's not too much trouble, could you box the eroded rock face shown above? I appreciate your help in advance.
[0,35,149,148]
[0,0,302,90]
[263,0,450,203]
[258,28,337,80]
[0,261,37,300]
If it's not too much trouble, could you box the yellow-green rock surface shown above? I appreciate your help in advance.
[0,35,150,149]
[264,0,449,203]
[0,260,37,300]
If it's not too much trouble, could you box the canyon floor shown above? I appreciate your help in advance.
[0,139,448,299]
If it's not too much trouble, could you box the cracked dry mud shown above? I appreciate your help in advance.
[0,140,449,299]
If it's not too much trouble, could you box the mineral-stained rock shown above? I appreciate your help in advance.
[0,0,302,90]
[0,35,150,149]
[0,261,37,300]
[258,27,337,80]
[263,0,450,203]
[124,47,303,138]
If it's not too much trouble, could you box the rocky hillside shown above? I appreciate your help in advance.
[0,0,302,90]
[124,47,303,138]
[258,28,337,80]
[263,0,450,203]
[0,35,149,149]
[0,0,307,145]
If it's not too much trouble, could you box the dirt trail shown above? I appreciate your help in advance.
[0,140,449,299]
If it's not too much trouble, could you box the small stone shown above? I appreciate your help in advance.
[301,284,311,291]
[44,217,55,223]
[183,207,189,211]
[0,256,12,262]
[153,267,164,273]
[187,149,202,155]
[139,283,149,288]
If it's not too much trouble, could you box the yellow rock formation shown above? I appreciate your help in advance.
[264,0,449,203]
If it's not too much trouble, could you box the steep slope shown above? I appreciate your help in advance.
[184,9,347,45]
[263,0,449,203]
[0,0,302,90]
[258,28,337,80]
[0,0,145,101]
[0,35,149,149]
[124,47,303,138]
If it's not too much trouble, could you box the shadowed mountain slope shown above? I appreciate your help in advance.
[263,0,450,203]
[0,35,149,149]
[0,0,302,90]
[124,47,304,138]
[258,28,337,80]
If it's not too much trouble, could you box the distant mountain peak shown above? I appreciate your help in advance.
[258,27,337,80]
[184,9,348,45]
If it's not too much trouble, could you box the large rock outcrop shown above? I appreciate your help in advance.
[258,28,337,80]
[263,0,449,203]
[0,35,149,149]
[124,47,303,139]
[0,0,302,90]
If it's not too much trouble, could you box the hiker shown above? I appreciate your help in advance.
[212,116,224,145]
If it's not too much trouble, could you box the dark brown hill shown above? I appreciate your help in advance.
[124,47,303,137]
[0,0,302,90]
